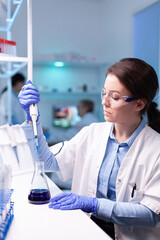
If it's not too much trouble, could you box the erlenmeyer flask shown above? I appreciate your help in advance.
[28,161,51,204]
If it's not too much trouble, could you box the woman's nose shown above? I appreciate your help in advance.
[102,95,110,106]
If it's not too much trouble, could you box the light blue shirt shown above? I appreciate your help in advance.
[97,119,146,200]
[96,118,160,227]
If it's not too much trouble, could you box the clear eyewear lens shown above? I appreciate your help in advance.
[101,89,134,105]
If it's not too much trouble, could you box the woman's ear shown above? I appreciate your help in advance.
[135,98,147,112]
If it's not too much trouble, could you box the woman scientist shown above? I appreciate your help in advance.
[18,58,160,240]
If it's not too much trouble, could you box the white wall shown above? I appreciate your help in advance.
[12,0,159,63]
[13,0,106,62]
[102,0,159,63]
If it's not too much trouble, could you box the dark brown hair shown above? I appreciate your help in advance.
[0,73,25,96]
[106,58,160,133]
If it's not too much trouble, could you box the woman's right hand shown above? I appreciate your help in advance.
[18,80,40,121]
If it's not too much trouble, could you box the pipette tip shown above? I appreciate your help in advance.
[35,136,39,154]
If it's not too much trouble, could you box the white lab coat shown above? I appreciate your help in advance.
[51,121,160,240]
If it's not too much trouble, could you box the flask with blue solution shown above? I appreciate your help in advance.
[28,161,51,204]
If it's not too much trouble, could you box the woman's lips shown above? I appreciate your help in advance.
[103,109,111,115]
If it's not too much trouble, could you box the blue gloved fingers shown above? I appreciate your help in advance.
[22,84,39,92]
[48,203,61,209]
[50,196,75,208]
[20,79,39,96]
[50,193,72,203]
[19,91,40,99]
[20,90,39,98]
[57,196,75,206]
[49,193,98,214]
[26,79,32,84]
[18,84,40,109]
[20,85,39,97]
[59,197,77,210]
[49,199,75,210]
[49,193,74,209]
[60,204,76,210]
[18,92,40,101]
[18,96,40,112]
[19,99,40,108]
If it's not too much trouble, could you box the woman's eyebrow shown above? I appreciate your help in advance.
[103,87,120,94]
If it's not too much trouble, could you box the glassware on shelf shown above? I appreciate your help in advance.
[0,38,16,56]
[28,161,51,204]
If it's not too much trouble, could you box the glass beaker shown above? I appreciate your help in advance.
[28,161,51,204]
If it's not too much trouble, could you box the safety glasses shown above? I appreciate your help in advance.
[101,88,135,106]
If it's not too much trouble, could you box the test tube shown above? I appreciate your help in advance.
[0,38,16,55]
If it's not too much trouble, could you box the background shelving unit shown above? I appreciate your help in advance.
[0,56,28,78]
[0,0,28,77]
[0,0,32,124]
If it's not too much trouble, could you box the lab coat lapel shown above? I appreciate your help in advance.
[116,126,148,201]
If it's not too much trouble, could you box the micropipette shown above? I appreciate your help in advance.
[29,103,39,154]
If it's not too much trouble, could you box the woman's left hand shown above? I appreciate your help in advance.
[49,192,98,214]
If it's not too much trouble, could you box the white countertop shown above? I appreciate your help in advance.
[6,172,111,240]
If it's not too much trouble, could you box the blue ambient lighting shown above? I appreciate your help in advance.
[54,61,65,67]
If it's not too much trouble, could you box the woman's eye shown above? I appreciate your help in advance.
[111,94,121,101]
[113,97,120,101]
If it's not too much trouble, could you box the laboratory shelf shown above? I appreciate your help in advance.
[0,0,32,124]
[0,63,27,78]
[0,0,29,79]
[0,55,28,78]
[0,54,28,63]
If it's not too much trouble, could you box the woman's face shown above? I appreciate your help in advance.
[102,73,140,124]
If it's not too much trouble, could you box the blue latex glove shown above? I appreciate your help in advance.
[18,80,40,121]
[49,193,98,214]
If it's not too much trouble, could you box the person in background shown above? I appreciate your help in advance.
[19,58,160,240]
[0,73,25,125]
[61,99,99,141]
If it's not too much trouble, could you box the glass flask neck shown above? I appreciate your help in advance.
[34,161,44,174]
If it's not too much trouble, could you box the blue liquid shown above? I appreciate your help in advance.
[35,136,39,155]
[28,189,51,204]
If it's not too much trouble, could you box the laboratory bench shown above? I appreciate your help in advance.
[6,172,111,240]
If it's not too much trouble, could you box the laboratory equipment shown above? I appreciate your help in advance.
[28,161,51,204]
[0,38,17,56]
[0,189,14,240]
[0,160,12,206]
[29,103,39,153]
[0,160,14,240]
[53,105,80,128]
